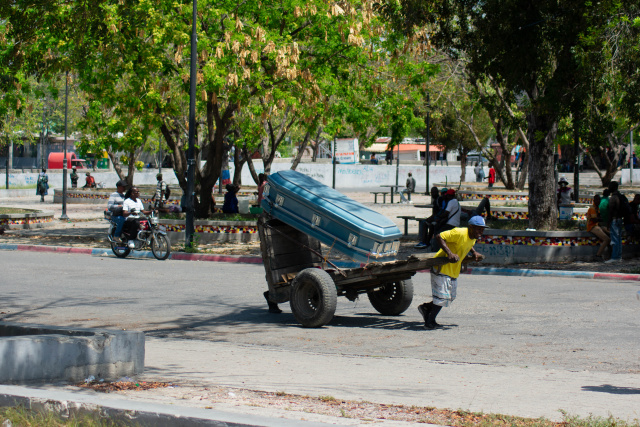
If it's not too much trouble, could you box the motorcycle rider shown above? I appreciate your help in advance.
[107,180,128,241]
[123,187,152,249]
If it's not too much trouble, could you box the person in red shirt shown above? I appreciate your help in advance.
[488,164,496,188]
[83,172,96,189]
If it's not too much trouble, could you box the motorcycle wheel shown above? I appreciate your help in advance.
[151,233,171,260]
[110,240,131,258]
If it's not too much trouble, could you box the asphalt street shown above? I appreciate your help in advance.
[2,250,639,375]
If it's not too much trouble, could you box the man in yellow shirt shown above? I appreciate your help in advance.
[418,216,487,330]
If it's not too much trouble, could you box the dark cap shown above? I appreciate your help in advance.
[116,180,128,188]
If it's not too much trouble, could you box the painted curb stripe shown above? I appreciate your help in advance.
[593,272,640,281]
[16,245,93,255]
[3,243,640,281]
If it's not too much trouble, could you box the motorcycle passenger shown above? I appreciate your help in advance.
[123,187,152,249]
[107,180,128,241]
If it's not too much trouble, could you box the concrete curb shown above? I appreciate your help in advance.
[2,243,639,281]
[0,385,335,427]
[0,323,144,383]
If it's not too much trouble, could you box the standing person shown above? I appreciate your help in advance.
[36,169,49,202]
[400,172,416,203]
[488,164,496,188]
[417,216,486,330]
[257,173,268,205]
[439,151,447,166]
[151,173,167,209]
[107,180,128,241]
[586,194,610,261]
[385,149,393,165]
[599,189,611,232]
[222,184,239,214]
[473,163,482,182]
[70,166,79,188]
[122,187,152,249]
[606,181,624,263]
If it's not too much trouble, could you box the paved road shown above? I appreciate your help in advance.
[2,250,639,375]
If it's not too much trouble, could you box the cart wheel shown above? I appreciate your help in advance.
[290,268,337,328]
[367,279,414,316]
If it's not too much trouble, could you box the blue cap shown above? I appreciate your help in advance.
[468,216,487,227]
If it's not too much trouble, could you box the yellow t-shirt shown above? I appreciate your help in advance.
[433,227,476,279]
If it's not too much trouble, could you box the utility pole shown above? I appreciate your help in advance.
[60,71,69,220]
[332,137,336,189]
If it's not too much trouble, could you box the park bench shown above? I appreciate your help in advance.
[370,191,389,204]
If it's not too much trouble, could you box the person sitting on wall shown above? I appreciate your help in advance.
[586,194,611,261]
[370,153,379,165]
[83,172,96,189]
[222,184,239,214]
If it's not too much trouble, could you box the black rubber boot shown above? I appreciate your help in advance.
[263,291,282,314]
[425,304,443,330]
[417,302,433,325]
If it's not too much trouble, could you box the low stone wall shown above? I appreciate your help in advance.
[161,219,258,244]
[476,229,639,264]
[460,190,594,204]
[473,206,589,221]
[0,210,54,230]
[53,189,182,209]
[0,322,144,383]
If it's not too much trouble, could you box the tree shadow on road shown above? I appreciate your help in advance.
[581,384,640,394]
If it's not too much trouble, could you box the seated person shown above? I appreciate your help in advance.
[370,153,379,165]
[222,184,239,214]
[122,187,152,248]
[83,172,96,189]
[587,194,610,261]
[400,172,416,203]
[557,177,573,206]
[107,180,128,240]
[460,197,493,221]
[416,189,460,249]
[624,194,640,237]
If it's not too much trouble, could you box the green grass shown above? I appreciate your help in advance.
[0,207,38,214]
[0,405,133,426]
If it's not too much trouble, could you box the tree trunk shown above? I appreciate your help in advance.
[527,113,558,230]
[459,145,468,182]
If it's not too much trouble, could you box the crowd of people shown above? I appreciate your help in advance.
[587,180,639,263]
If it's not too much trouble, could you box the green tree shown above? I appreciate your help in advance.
[378,0,626,229]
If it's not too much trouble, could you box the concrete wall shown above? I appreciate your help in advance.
[477,229,639,264]
[2,163,476,193]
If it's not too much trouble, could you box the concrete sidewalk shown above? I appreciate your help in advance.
[2,337,638,425]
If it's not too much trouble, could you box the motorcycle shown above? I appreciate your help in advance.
[105,209,171,260]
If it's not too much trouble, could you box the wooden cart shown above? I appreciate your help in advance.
[258,216,450,327]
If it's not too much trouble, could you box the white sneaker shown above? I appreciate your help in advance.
[128,240,136,249]
[604,258,621,264]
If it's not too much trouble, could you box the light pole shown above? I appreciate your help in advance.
[60,71,69,220]
[185,0,198,247]
[425,93,430,194]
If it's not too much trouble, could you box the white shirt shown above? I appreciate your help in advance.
[123,198,145,218]
[445,198,461,227]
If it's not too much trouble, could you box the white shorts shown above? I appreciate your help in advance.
[430,271,457,307]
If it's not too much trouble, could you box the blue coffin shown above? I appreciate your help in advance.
[261,170,402,263]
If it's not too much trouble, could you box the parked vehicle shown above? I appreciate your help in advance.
[104,210,171,260]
